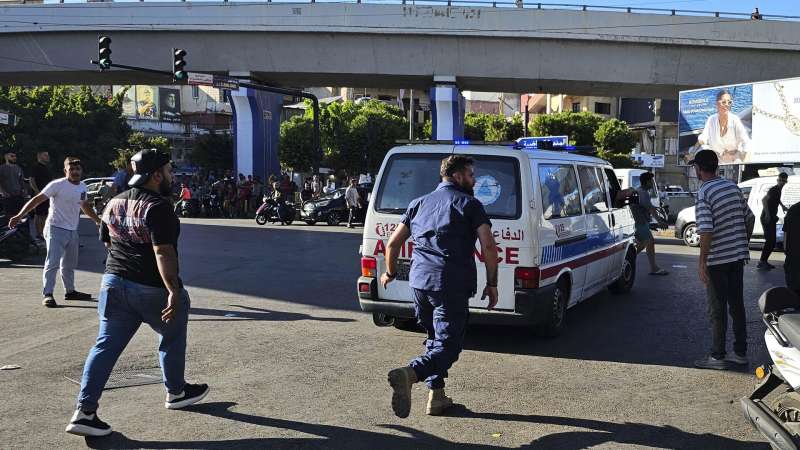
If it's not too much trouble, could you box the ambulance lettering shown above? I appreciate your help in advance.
[371,239,519,265]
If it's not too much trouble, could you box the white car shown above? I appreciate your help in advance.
[675,175,799,247]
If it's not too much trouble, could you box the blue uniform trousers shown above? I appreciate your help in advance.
[409,288,469,389]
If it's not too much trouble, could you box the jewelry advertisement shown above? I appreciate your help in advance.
[679,78,800,166]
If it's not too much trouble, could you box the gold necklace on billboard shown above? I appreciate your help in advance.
[752,82,800,136]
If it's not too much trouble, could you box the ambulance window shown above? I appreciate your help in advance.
[539,164,582,220]
[375,153,521,219]
[578,166,608,213]
[604,168,624,208]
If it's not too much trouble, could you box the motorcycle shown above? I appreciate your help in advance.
[175,198,201,218]
[741,287,800,450]
[0,216,35,262]
[255,196,294,226]
[201,194,223,218]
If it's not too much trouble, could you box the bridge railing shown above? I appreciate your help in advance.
[16,0,800,22]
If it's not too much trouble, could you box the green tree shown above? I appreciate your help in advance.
[0,86,131,176]
[189,132,233,174]
[279,116,316,173]
[594,119,637,168]
[529,111,605,146]
[110,133,171,171]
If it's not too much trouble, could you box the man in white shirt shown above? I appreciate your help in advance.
[345,178,362,228]
[9,157,101,307]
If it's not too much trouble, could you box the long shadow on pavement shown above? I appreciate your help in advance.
[83,401,765,450]
[189,305,356,323]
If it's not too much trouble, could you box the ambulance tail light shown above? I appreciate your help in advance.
[515,267,540,289]
[361,256,377,278]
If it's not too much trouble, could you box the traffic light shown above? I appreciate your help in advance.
[173,48,187,82]
[98,36,112,70]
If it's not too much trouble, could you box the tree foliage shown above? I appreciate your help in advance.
[110,133,171,171]
[529,111,605,146]
[594,119,637,168]
[190,132,233,174]
[0,86,131,176]
[279,116,316,173]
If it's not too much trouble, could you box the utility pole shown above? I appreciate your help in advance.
[408,89,414,141]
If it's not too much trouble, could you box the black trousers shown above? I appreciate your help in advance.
[347,206,361,227]
[706,260,747,359]
[1,195,25,227]
[760,219,778,263]
[787,261,800,298]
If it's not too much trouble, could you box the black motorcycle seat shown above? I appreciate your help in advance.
[778,314,800,349]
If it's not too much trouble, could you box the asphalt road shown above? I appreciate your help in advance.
[0,218,789,449]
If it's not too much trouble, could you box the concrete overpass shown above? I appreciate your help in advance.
[3,2,800,98]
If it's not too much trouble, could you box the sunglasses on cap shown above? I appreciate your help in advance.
[67,160,82,166]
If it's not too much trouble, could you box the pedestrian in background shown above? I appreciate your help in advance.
[690,150,754,370]
[9,157,101,307]
[345,178,362,228]
[757,172,788,270]
[66,149,208,437]
[312,175,323,198]
[111,160,132,195]
[381,155,499,418]
[0,150,26,226]
[784,201,800,297]
[30,151,53,240]
[630,172,668,276]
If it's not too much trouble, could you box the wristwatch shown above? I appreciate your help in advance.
[385,272,397,279]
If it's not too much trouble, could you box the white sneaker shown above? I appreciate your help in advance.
[65,410,112,437]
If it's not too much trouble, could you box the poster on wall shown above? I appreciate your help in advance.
[158,87,181,122]
[113,86,137,118]
[135,86,158,120]
[679,77,800,165]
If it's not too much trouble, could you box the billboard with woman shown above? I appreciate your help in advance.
[679,77,800,165]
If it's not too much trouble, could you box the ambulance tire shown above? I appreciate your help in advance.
[609,248,637,295]
[393,318,418,331]
[372,312,395,327]
[535,278,569,338]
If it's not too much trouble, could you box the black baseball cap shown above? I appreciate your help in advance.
[687,149,718,170]
[128,149,171,187]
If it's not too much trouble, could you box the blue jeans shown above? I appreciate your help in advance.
[409,288,469,389]
[76,274,190,411]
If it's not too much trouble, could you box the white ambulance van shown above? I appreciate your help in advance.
[357,143,637,336]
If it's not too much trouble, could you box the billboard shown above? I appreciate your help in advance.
[135,86,158,120]
[158,87,181,122]
[679,77,800,166]
[113,86,137,118]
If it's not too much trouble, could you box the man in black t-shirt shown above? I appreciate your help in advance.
[758,173,788,270]
[29,151,52,239]
[785,202,800,296]
[66,150,209,438]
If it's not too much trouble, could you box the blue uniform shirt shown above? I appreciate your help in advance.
[401,181,491,296]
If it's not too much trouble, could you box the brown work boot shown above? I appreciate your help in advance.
[387,366,417,418]
[426,388,454,416]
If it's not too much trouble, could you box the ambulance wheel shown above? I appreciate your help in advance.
[393,318,418,331]
[372,313,395,327]
[327,212,341,226]
[609,248,637,295]
[535,278,569,337]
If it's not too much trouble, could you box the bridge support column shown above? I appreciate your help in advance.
[229,82,283,181]
[430,76,465,140]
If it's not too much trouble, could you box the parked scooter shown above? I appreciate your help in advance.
[0,216,35,261]
[255,196,294,226]
[742,287,800,450]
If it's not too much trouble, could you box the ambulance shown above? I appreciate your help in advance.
[356,143,638,336]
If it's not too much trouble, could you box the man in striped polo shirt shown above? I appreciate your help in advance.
[690,150,754,370]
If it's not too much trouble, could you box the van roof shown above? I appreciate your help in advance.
[740,175,800,187]
[387,144,610,166]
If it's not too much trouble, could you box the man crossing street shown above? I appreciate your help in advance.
[66,149,209,437]
[381,155,499,418]
[757,172,789,270]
